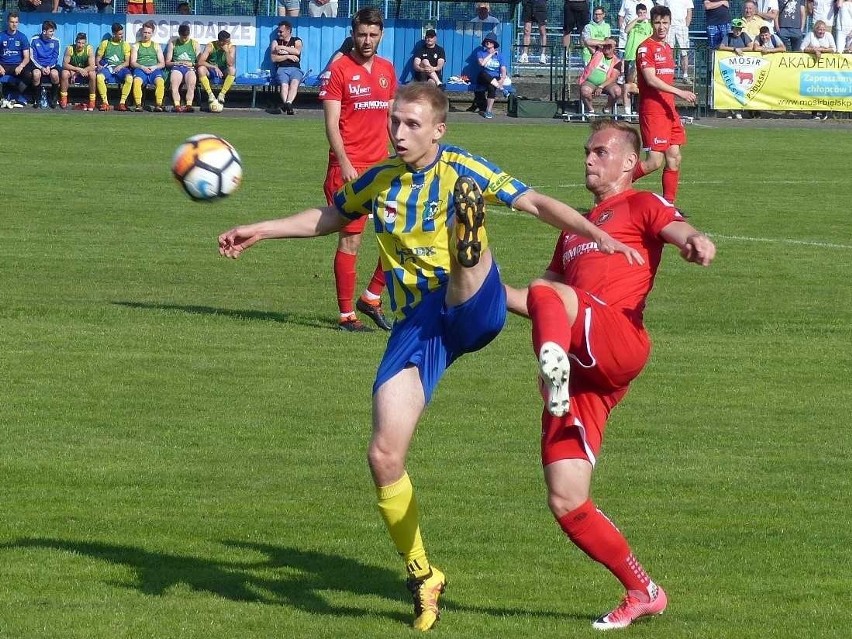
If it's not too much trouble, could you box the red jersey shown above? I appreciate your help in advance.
[318,53,397,167]
[636,36,676,115]
[546,189,683,318]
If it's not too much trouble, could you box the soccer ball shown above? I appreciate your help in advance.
[209,100,224,113]
[172,134,242,200]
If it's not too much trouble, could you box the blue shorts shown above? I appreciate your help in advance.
[276,66,304,85]
[98,67,131,83]
[373,260,507,404]
[171,65,194,77]
[133,68,164,84]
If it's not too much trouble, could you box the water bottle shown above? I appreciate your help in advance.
[39,85,49,109]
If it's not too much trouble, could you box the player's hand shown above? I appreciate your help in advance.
[681,90,697,104]
[596,232,645,266]
[218,226,262,258]
[341,163,359,183]
[680,233,716,266]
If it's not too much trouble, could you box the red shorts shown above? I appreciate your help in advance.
[541,289,650,467]
[639,110,686,152]
[323,163,371,234]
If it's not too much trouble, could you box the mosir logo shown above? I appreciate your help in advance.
[719,55,771,105]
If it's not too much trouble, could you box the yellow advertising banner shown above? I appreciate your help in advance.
[712,51,852,111]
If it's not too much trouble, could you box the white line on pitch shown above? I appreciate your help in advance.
[709,234,852,250]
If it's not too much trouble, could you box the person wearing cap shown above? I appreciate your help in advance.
[719,18,754,55]
[412,29,445,86]
[197,30,237,110]
[703,0,732,50]
[475,34,509,118]
[60,32,96,111]
[470,2,501,35]
[165,22,200,112]
[578,38,623,116]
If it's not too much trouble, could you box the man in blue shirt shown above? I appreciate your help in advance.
[0,12,32,106]
[29,20,60,108]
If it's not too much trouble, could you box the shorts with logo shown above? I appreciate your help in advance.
[639,109,685,152]
[324,163,373,233]
[374,259,507,403]
[541,288,650,467]
[98,66,132,84]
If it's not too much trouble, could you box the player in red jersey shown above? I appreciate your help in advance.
[319,7,397,332]
[506,119,715,631]
[632,5,697,203]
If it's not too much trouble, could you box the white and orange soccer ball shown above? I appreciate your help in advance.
[172,134,242,200]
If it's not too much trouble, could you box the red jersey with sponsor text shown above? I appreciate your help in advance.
[636,36,676,115]
[546,189,683,318]
[319,53,397,167]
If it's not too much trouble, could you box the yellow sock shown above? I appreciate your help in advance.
[220,74,235,98]
[132,78,143,105]
[120,76,132,102]
[96,75,108,103]
[59,91,67,99]
[199,75,213,98]
[154,77,165,106]
[88,92,95,104]
[377,472,430,579]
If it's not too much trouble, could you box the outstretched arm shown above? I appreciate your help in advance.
[660,220,716,266]
[218,206,348,258]
[512,190,645,265]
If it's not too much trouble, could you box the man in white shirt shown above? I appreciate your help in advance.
[809,0,836,28]
[657,0,694,81]
[617,0,641,51]
[756,0,779,24]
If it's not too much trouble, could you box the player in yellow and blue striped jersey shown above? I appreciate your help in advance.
[218,82,642,633]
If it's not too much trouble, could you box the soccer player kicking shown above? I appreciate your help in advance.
[219,83,641,632]
[632,5,697,203]
[506,119,716,631]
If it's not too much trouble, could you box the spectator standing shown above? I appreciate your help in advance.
[504,118,715,632]
[176,1,191,13]
[801,20,836,117]
[318,7,397,332]
[633,4,697,203]
[165,22,199,112]
[618,0,641,54]
[809,0,836,31]
[277,0,300,17]
[776,0,806,50]
[657,0,694,81]
[475,33,510,118]
[704,0,732,49]
[412,29,445,86]
[18,0,47,11]
[29,19,60,109]
[0,12,32,107]
[581,6,613,64]
[270,20,303,115]
[197,30,237,110]
[520,0,549,64]
[307,0,338,17]
[470,2,501,35]
[96,22,133,111]
[97,0,115,14]
[623,4,652,85]
[125,0,155,14]
[60,32,96,111]
[563,0,591,51]
[743,0,772,37]
[836,0,852,53]
[756,0,779,24]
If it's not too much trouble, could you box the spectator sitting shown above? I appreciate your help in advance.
[470,2,501,35]
[578,39,623,116]
[0,11,32,107]
[474,34,510,119]
[412,29,445,86]
[29,19,61,109]
[165,22,199,112]
[60,31,96,110]
[270,20,303,114]
[197,30,237,110]
[754,25,785,52]
[581,6,613,64]
[623,4,652,85]
[95,22,133,111]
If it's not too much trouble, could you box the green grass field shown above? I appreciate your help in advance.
[1,112,850,639]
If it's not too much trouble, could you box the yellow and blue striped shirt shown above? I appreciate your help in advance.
[335,144,530,320]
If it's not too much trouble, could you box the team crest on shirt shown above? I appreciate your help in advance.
[595,210,613,226]
[424,200,440,221]
[383,201,398,223]
[379,75,389,89]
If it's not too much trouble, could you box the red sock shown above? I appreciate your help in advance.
[632,162,648,182]
[365,259,386,298]
[662,168,679,203]
[527,284,571,355]
[558,500,652,596]
[334,250,357,315]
